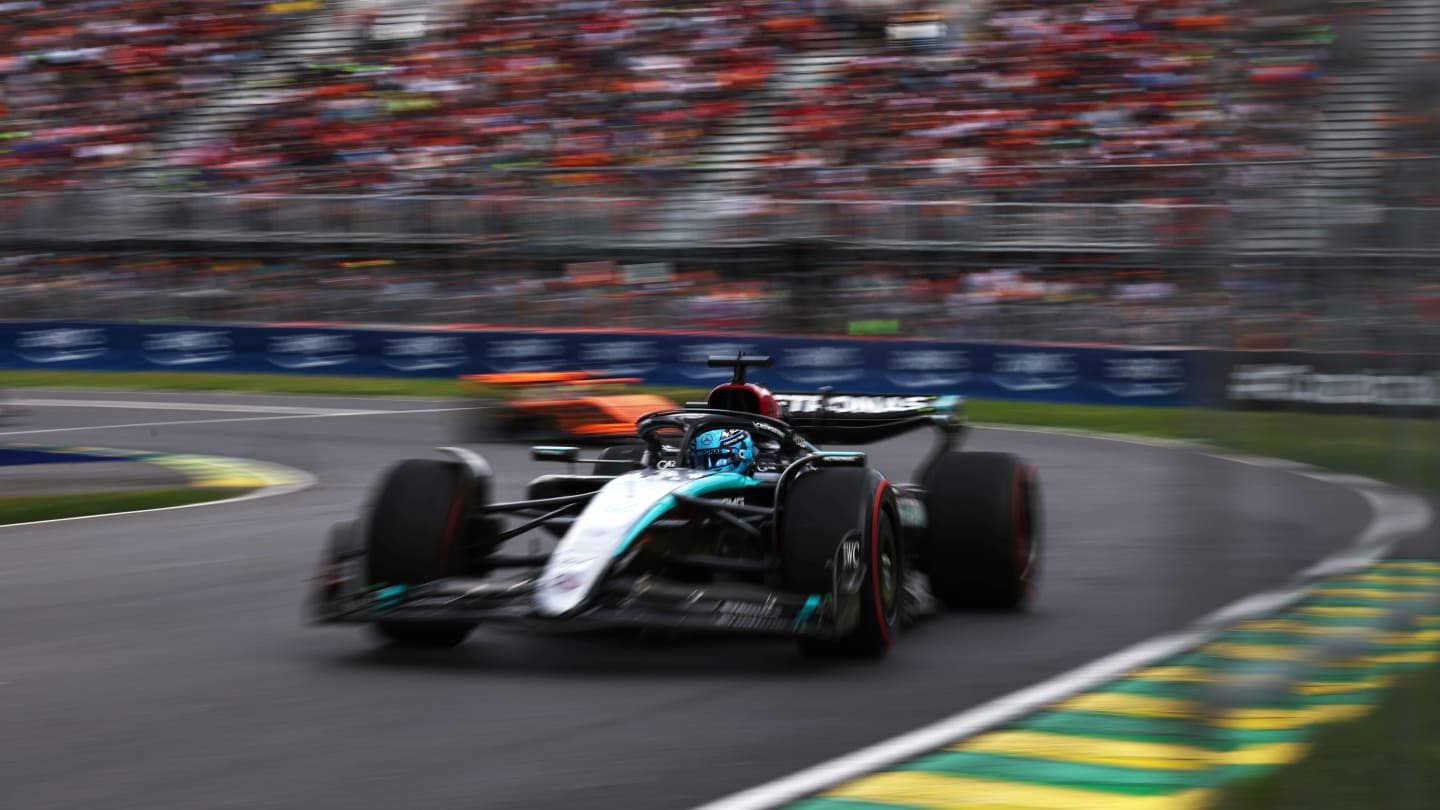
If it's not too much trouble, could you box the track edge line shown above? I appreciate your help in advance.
[687,425,1435,810]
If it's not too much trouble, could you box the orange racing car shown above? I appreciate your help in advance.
[457,370,677,443]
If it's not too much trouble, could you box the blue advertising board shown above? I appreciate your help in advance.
[0,322,1206,407]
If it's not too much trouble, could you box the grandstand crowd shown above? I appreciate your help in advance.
[1,0,319,190]
[2,0,1437,351]
[0,0,1337,195]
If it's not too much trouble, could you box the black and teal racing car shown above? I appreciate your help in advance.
[308,354,1042,658]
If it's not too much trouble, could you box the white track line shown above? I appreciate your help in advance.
[0,471,318,530]
[10,398,385,416]
[0,401,477,526]
[691,433,1435,810]
[0,406,478,438]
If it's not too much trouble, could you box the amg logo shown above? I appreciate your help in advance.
[776,394,933,415]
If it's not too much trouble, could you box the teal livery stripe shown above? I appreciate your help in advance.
[614,472,760,557]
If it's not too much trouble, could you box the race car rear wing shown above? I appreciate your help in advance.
[774,392,964,445]
[696,353,964,446]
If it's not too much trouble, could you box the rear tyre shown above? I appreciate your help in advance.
[457,398,507,443]
[591,443,645,476]
[921,452,1040,611]
[780,466,901,659]
[365,459,476,649]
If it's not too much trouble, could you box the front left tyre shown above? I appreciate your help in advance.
[364,459,479,649]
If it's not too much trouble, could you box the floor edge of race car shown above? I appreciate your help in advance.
[693,436,1437,810]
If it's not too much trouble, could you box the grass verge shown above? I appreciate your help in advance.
[965,399,1440,493]
[0,487,241,525]
[1224,662,1440,810]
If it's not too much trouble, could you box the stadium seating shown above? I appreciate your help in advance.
[761,0,1329,200]
[0,0,320,188]
[0,0,1336,198]
[173,0,821,189]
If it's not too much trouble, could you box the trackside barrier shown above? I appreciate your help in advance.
[8,321,1440,410]
[0,322,1206,407]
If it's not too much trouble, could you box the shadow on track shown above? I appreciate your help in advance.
[297,608,1038,680]
[306,629,864,679]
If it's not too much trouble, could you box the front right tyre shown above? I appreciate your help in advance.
[920,451,1040,611]
[780,466,901,659]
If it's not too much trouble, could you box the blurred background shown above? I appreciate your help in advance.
[0,0,1434,354]
[2,1,1439,809]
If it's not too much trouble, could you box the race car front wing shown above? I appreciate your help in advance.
[310,573,851,639]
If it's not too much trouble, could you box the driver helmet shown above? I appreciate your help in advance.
[689,428,755,474]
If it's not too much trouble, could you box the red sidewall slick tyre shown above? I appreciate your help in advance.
[780,466,902,659]
[922,452,1040,611]
[365,459,475,649]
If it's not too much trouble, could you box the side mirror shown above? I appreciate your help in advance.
[530,446,581,463]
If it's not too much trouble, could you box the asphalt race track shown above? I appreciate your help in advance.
[0,390,1381,810]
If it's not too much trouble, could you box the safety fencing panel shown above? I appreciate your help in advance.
[1215,349,1440,417]
[0,322,1214,407]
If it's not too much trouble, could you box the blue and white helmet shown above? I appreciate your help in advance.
[689,428,755,474]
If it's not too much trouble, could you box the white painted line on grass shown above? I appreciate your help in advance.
[10,398,387,416]
[1298,472,1390,490]
[969,421,1204,450]
[1204,453,1318,471]
[0,406,479,438]
[690,432,1435,810]
[17,388,448,405]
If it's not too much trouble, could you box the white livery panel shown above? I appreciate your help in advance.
[534,470,705,617]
